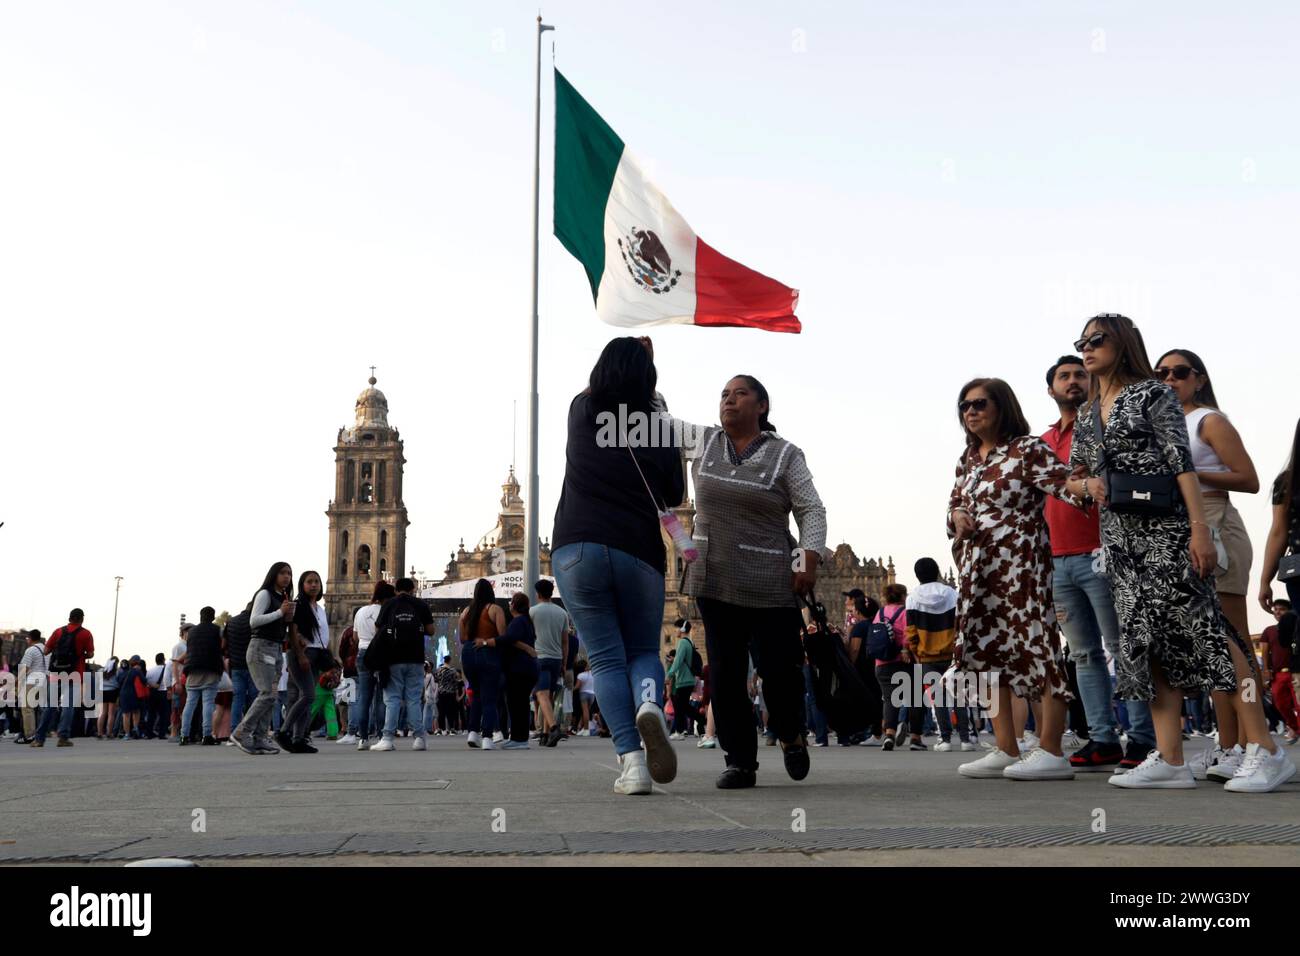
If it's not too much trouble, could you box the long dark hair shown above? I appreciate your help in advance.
[294,570,324,641]
[957,378,1031,446]
[732,374,775,432]
[1080,313,1156,403]
[462,578,496,643]
[853,593,880,624]
[1275,417,1300,512]
[587,337,657,415]
[1156,348,1219,410]
[253,561,293,606]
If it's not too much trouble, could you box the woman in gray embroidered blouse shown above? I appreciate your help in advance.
[677,374,829,790]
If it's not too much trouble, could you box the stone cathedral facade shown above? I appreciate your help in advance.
[324,374,410,640]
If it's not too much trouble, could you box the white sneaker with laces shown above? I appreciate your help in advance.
[1003,747,1075,780]
[1061,731,1084,751]
[635,701,677,784]
[356,738,370,751]
[1018,732,1040,753]
[412,736,427,752]
[960,740,979,752]
[370,737,395,752]
[613,750,653,795]
[491,731,505,744]
[1223,742,1297,793]
[467,732,482,749]
[481,737,495,750]
[958,749,1019,778]
[933,740,953,752]
[1206,744,1245,782]
[1107,750,1195,789]
[337,734,358,745]
[669,731,685,740]
[1188,745,1226,781]
[860,735,882,747]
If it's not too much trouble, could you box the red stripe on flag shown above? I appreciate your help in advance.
[694,238,801,333]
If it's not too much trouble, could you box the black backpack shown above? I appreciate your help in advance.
[801,594,873,735]
[864,606,905,662]
[49,628,79,673]
[686,640,703,679]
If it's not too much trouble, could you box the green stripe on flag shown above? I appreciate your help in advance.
[553,69,624,302]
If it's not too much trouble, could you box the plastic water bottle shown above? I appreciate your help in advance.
[659,510,698,563]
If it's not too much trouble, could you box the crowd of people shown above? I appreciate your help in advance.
[6,315,1300,798]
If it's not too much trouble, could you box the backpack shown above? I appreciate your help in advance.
[687,640,703,679]
[49,628,80,673]
[864,606,905,662]
[801,594,874,735]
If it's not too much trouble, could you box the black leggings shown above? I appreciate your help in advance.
[437,694,459,731]
[505,671,535,743]
[671,687,694,733]
[698,598,804,772]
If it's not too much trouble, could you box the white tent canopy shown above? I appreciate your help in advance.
[419,572,558,601]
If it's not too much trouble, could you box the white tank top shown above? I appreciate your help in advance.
[1186,406,1229,492]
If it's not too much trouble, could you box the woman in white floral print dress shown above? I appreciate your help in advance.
[1069,313,1295,793]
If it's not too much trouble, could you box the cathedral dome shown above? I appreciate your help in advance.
[355,374,389,428]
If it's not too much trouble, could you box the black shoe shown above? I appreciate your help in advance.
[1119,740,1153,770]
[275,730,294,752]
[1069,739,1124,772]
[178,736,189,746]
[544,728,562,748]
[781,739,810,781]
[291,738,318,754]
[882,736,895,752]
[908,739,927,751]
[201,735,218,746]
[715,767,757,789]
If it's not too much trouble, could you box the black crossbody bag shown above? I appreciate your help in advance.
[1092,401,1180,517]
[1279,552,1300,582]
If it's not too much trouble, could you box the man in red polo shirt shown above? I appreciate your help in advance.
[1041,355,1155,773]
[34,608,95,747]
[1260,599,1299,740]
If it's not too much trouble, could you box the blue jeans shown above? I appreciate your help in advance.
[382,662,426,741]
[348,660,386,738]
[803,663,828,745]
[181,682,218,738]
[461,642,501,736]
[272,690,286,731]
[230,668,258,732]
[1053,553,1154,747]
[552,542,665,756]
[36,675,82,742]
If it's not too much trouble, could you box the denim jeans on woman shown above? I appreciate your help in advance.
[349,659,385,739]
[234,637,281,744]
[551,542,665,757]
[460,642,502,736]
[383,662,426,741]
[1053,553,1154,747]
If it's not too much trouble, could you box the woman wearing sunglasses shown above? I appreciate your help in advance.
[1154,348,1268,782]
[1069,315,1293,792]
[948,378,1086,781]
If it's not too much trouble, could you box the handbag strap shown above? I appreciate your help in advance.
[1091,399,1109,481]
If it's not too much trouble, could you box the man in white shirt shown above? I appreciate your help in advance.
[18,631,47,743]
[168,624,190,741]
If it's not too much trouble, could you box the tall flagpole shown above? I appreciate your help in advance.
[526,15,554,598]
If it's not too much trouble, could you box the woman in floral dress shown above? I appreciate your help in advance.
[1069,313,1294,792]
[948,377,1091,781]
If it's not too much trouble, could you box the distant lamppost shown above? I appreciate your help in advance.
[110,576,123,658]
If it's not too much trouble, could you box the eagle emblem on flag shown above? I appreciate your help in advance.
[618,227,681,294]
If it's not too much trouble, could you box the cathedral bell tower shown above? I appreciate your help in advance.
[325,370,410,639]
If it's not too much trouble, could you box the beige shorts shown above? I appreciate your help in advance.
[1203,494,1252,596]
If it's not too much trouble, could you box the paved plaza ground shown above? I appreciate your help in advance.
[4,733,1299,866]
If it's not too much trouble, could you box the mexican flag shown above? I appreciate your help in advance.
[553,70,801,333]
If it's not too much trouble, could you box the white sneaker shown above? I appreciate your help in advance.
[697,735,717,749]
[932,740,953,752]
[370,738,395,752]
[575,729,590,737]
[337,734,358,745]
[1108,750,1195,789]
[1061,731,1084,751]
[1188,745,1227,781]
[959,740,979,752]
[1206,745,1245,782]
[491,731,505,744]
[1003,747,1075,781]
[481,737,495,750]
[958,749,1019,778]
[1018,733,1040,753]
[635,701,677,784]
[412,736,427,752]
[356,738,370,751]
[668,731,685,740]
[467,732,482,749]
[860,735,882,747]
[1223,742,1297,793]
[613,750,653,795]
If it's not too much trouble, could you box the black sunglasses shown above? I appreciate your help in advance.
[1074,332,1109,353]
[1155,365,1195,381]
[958,398,990,414]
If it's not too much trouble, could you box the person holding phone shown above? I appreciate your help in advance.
[279,570,327,754]
[232,562,294,755]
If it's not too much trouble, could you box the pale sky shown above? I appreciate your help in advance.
[3,1,1297,662]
